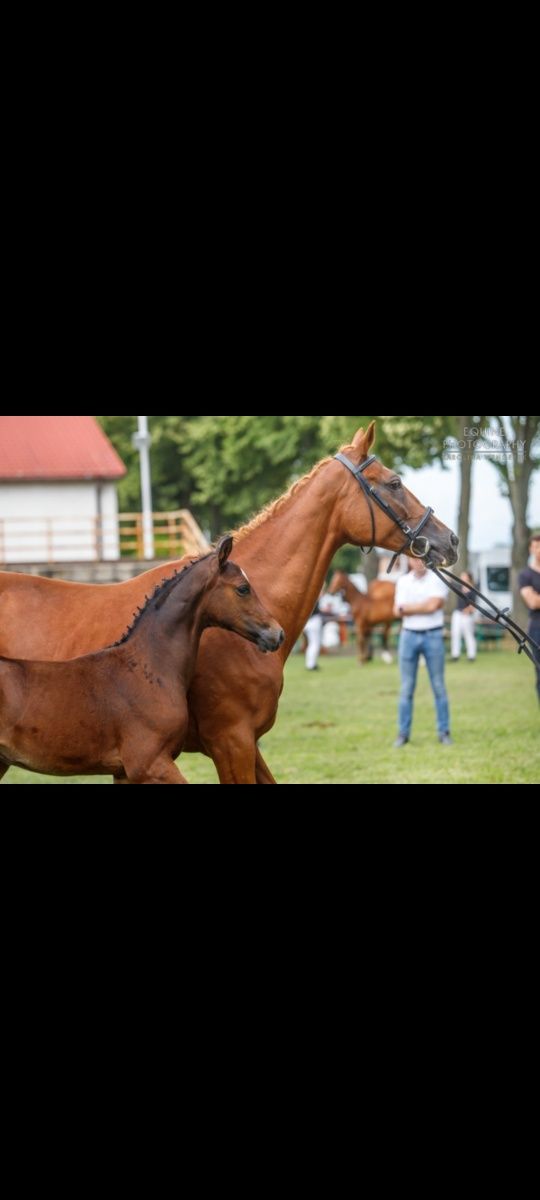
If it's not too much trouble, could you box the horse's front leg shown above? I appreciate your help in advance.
[255,746,277,785]
[358,623,369,664]
[211,726,258,785]
[381,622,394,665]
[0,764,9,784]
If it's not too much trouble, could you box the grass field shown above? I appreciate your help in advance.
[4,646,539,785]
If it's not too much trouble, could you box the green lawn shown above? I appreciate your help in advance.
[4,648,539,785]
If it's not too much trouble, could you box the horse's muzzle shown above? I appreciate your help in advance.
[433,532,460,568]
[424,527,460,569]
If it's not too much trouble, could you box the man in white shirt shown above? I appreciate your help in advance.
[393,560,452,747]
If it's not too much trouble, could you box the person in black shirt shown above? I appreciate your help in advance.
[519,533,540,704]
[451,570,477,661]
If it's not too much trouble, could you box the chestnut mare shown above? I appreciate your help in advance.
[0,423,458,784]
[0,538,283,785]
[329,571,397,664]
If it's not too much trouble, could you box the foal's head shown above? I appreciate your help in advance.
[204,537,285,653]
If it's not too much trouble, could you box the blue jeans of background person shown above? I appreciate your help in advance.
[398,629,450,739]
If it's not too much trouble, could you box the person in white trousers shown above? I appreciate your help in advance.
[451,571,477,662]
[304,607,324,670]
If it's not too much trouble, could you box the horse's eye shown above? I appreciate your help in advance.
[236,584,251,596]
[389,479,402,491]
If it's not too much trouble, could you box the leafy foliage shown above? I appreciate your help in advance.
[96,415,456,537]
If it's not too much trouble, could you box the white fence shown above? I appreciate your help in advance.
[0,510,209,565]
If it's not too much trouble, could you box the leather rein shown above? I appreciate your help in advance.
[335,453,540,667]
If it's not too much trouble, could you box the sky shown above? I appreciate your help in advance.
[401,458,540,552]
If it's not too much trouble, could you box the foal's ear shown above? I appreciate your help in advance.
[216,534,234,571]
[352,421,376,453]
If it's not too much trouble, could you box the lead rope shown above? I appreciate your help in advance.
[428,564,540,666]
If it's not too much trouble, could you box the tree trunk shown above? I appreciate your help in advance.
[456,416,473,572]
[509,472,531,628]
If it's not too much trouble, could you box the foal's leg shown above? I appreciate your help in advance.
[127,758,189,785]
[0,764,9,784]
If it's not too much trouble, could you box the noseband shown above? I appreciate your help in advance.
[335,453,434,573]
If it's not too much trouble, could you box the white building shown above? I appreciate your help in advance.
[469,547,512,613]
[0,416,126,563]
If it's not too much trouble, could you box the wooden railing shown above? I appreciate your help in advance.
[117,510,210,559]
[0,510,210,565]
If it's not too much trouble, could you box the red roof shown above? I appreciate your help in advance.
[0,416,126,480]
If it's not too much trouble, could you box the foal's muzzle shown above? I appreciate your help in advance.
[256,627,285,654]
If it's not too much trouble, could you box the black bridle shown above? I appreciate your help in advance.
[335,452,540,667]
[335,453,434,572]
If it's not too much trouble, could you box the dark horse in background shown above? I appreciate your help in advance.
[0,538,283,784]
[0,423,459,783]
[329,570,398,664]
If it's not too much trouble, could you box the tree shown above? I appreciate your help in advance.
[96,415,456,540]
[97,416,202,514]
[482,417,540,624]
[318,415,455,469]
[452,415,488,572]
[175,415,322,533]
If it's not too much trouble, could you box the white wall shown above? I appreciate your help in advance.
[0,482,120,563]
[97,484,121,560]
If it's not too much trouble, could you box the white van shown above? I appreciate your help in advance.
[469,548,512,614]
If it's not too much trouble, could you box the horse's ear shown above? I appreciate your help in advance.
[352,421,376,454]
[217,535,233,571]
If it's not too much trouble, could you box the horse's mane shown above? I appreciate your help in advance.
[112,552,213,647]
[233,455,335,542]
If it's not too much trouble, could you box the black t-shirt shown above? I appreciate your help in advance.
[519,567,540,628]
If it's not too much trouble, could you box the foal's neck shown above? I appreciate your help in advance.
[119,562,212,681]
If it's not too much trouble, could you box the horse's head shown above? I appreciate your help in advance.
[328,571,348,597]
[205,536,285,653]
[336,422,459,569]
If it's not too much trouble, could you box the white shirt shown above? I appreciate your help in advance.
[395,570,449,631]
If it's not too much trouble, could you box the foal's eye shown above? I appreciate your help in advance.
[236,584,251,596]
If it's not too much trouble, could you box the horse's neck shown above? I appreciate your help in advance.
[340,578,361,607]
[236,466,343,651]
[346,582,369,614]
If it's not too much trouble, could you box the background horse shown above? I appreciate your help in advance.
[329,570,397,664]
[0,538,283,785]
[0,422,458,784]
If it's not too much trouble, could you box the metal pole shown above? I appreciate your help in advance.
[132,416,154,560]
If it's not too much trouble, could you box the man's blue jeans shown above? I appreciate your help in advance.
[398,628,450,739]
